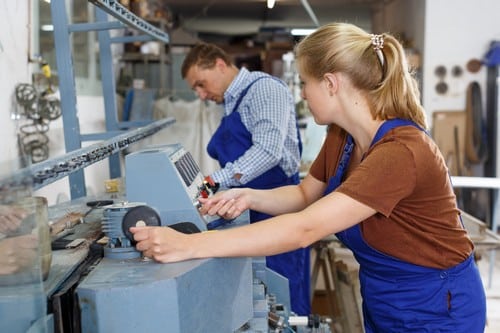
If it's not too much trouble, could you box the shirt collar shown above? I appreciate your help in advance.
[224,67,250,105]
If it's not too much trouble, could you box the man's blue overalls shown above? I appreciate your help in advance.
[207,75,311,315]
[324,118,486,332]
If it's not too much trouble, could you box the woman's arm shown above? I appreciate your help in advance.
[131,191,376,263]
[199,173,326,218]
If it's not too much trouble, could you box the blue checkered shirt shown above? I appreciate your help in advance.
[211,67,301,187]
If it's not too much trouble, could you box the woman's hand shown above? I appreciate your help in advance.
[130,226,196,263]
[198,188,250,219]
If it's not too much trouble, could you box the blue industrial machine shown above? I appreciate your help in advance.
[76,144,332,333]
[77,144,254,332]
[0,143,332,333]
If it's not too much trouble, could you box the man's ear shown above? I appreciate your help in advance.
[215,58,228,72]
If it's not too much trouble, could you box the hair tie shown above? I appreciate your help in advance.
[370,34,385,67]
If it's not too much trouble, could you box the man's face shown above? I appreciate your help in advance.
[185,59,228,104]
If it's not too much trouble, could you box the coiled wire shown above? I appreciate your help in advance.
[14,79,61,164]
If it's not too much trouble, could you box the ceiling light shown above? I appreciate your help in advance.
[41,24,54,31]
[291,28,316,36]
[267,0,276,9]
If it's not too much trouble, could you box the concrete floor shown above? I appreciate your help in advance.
[478,248,500,332]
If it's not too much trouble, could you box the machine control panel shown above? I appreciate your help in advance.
[125,143,215,232]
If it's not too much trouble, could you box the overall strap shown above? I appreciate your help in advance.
[232,75,277,113]
[325,118,420,195]
[324,134,354,195]
[231,75,303,156]
[370,118,423,147]
[370,118,466,228]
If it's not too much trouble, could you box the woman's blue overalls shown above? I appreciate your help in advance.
[325,119,486,332]
[206,76,311,315]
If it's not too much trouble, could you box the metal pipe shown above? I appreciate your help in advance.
[300,0,320,27]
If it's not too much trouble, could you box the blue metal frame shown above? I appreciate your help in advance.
[50,0,170,199]
[89,0,169,43]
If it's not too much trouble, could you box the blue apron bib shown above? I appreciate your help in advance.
[325,119,486,332]
[207,76,310,315]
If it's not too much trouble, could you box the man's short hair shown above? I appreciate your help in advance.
[181,42,233,78]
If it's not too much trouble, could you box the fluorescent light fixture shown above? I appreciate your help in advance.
[267,0,276,9]
[291,28,316,36]
[41,24,54,31]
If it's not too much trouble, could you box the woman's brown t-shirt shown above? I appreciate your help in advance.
[309,124,473,269]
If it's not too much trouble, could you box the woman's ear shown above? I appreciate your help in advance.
[323,73,338,94]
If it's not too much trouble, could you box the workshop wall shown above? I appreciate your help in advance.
[422,0,500,126]
[0,2,29,175]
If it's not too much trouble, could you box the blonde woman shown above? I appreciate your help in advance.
[132,23,486,332]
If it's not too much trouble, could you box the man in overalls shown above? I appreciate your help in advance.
[181,42,310,315]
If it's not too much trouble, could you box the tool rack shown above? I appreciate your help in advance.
[49,0,171,199]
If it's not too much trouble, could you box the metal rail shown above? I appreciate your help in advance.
[0,118,175,201]
[88,0,169,43]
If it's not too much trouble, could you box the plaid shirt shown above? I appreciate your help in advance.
[211,68,301,187]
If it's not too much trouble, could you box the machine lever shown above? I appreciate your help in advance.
[168,222,201,234]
